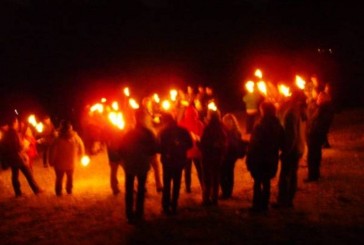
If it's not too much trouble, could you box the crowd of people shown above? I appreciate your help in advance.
[0,76,335,224]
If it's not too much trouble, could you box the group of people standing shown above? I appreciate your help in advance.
[0,115,85,197]
[107,96,246,224]
[244,74,335,213]
[0,78,334,224]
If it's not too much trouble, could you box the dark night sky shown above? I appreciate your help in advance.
[1,0,363,119]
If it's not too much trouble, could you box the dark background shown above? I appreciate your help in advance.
[1,0,363,122]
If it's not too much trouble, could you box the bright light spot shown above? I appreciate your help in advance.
[245,81,255,93]
[108,112,125,129]
[35,122,44,133]
[14,109,19,115]
[257,81,267,96]
[123,87,130,97]
[90,103,104,113]
[295,75,306,90]
[101,98,107,103]
[181,100,189,106]
[153,116,161,124]
[254,69,263,79]
[207,101,218,111]
[153,93,160,103]
[111,101,119,111]
[28,115,37,126]
[81,155,90,167]
[161,100,171,111]
[278,84,292,97]
[170,89,178,101]
[128,98,140,109]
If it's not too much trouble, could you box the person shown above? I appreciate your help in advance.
[305,89,329,182]
[220,113,246,199]
[317,83,335,148]
[119,109,158,224]
[104,127,124,195]
[141,97,163,193]
[39,116,57,168]
[243,83,263,134]
[21,123,38,170]
[246,102,284,212]
[179,104,204,193]
[49,120,85,196]
[1,116,42,197]
[199,109,227,206]
[274,91,306,208]
[158,113,193,215]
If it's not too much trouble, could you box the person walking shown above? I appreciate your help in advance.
[274,92,306,208]
[158,113,193,215]
[220,113,246,199]
[179,104,204,193]
[200,110,227,206]
[1,116,42,197]
[119,109,158,224]
[246,102,284,212]
[49,120,85,196]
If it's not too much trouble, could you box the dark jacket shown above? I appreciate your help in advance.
[120,124,158,175]
[246,115,284,179]
[1,128,28,168]
[159,123,193,169]
[200,117,227,164]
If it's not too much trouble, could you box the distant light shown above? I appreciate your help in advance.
[101,98,107,103]
[329,48,333,54]
[14,109,19,115]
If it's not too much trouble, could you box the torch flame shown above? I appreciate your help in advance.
[111,101,119,111]
[35,122,44,133]
[101,98,107,103]
[207,101,218,111]
[295,75,306,90]
[245,81,255,93]
[254,69,263,79]
[123,87,130,97]
[28,115,37,126]
[170,89,178,101]
[257,81,267,96]
[128,98,140,109]
[278,84,292,97]
[153,93,160,103]
[108,111,125,130]
[161,100,171,111]
[90,103,104,113]
[81,155,90,167]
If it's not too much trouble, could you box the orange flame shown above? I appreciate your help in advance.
[108,111,125,130]
[161,100,171,111]
[245,81,255,93]
[257,81,267,96]
[207,101,218,111]
[254,69,263,79]
[153,93,160,103]
[123,87,130,97]
[81,155,90,167]
[128,98,140,109]
[170,89,178,101]
[111,101,119,111]
[295,75,306,90]
[278,84,292,97]
[90,103,104,113]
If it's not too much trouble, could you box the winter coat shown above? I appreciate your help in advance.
[246,115,284,179]
[279,101,306,159]
[49,130,85,171]
[1,128,29,168]
[179,105,204,159]
[200,119,227,167]
[159,123,193,169]
[120,124,158,176]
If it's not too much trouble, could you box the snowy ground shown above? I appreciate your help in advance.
[1,108,364,244]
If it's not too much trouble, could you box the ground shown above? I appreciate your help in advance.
[1,108,364,245]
